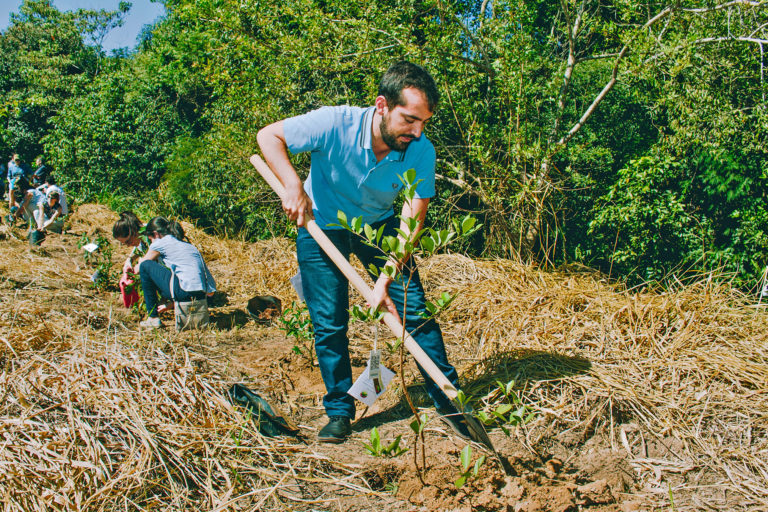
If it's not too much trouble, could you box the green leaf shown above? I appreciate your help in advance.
[351,216,362,233]
[472,455,486,476]
[383,235,398,252]
[337,210,348,229]
[395,228,409,239]
[460,444,472,472]
[461,216,477,234]
[364,223,375,241]
[421,236,435,252]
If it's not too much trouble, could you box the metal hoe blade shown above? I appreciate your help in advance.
[457,403,510,474]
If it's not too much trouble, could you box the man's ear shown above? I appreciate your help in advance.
[374,95,389,115]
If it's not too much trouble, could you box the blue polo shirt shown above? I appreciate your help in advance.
[283,105,436,229]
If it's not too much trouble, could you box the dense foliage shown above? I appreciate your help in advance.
[1,0,766,288]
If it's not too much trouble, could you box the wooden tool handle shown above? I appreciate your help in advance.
[250,154,458,400]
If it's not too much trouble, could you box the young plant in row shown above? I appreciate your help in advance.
[363,427,408,458]
[455,444,486,489]
[475,380,536,435]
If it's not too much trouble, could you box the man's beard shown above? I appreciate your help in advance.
[380,115,414,152]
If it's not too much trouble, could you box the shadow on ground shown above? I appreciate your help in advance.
[209,309,252,330]
[353,349,591,432]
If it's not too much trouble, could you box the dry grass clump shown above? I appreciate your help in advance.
[1,338,376,511]
[0,211,375,512]
[67,204,119,238]
[421,254,768,509]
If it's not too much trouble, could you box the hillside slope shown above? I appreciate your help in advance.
[1,204,766,511]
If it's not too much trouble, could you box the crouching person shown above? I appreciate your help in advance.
[134,216,215,330]
[40,191,64,234]
[11,180,47,244]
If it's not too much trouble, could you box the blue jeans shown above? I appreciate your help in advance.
[297,215,461,418]
[139,260,206,317]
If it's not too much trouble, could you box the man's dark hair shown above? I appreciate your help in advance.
[378,61,439,112]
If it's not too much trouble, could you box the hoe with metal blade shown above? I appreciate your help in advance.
[250,154,505,468]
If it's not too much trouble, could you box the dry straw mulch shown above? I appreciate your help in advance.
[420,255,768,510]
[0,211,376,512]
[1,204,767,510]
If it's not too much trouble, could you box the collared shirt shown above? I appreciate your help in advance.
[21,188,46,218]
[33,165,48,184]
[283,105,436,229]
[148,235,216,294]
[7,161,24,181]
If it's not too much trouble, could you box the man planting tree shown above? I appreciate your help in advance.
[257,61,471,443]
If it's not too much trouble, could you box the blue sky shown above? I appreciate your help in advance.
[0,0,165,51]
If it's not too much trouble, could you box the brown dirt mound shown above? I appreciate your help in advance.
[1,203,766,511]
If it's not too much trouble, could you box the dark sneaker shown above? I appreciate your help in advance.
[318,416,351,444]
[436,406,472,441]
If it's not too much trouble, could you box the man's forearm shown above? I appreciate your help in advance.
[257,121,302,191]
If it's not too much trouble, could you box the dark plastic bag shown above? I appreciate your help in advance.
[226,384,300,437]
[246,295,282,324]
[28,229,45,246]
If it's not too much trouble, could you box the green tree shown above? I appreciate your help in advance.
[0,0,129,161]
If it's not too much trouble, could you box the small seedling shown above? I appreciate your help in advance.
[334,170,481,475]
[455,389,472,409]
[278,301,314,359]
[78,234,115,291]
[409,412,429,436]
[384,481,398,494]
[350,304,385,323]
[454,444,486,489]
[232,407,252,448]
[363,427,408,457]
[475,380,536,435]
[419,291,456,320]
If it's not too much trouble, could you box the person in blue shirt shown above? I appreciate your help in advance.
[133,216,216,329]
[7,154,25,211]
[258,61,469,444]
[7,154,21,179]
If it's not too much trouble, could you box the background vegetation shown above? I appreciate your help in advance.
[1,0,766,288]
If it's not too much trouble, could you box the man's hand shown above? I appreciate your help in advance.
[283,183,314,227]
[257,121,314,226]
[369,274,401,324]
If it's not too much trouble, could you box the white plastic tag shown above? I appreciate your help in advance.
[290,272,305,301]
[369,349,381,382]
[347,357,394,407]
